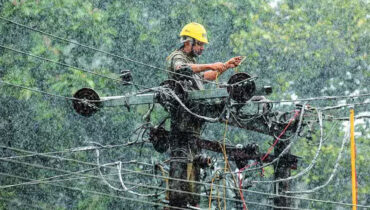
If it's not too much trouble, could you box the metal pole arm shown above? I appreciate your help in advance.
[148,126,298,169]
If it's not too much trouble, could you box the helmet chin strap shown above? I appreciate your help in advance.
[191,49,198,57]
[179,37,200,57]
[190,38,199,57]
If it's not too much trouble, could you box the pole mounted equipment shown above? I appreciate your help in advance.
[72,88,101,117]
[71,72,310,209]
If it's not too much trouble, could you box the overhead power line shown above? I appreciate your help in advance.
[0,171,310,210]
[0,16,220,86]
[0,154,124,185]
[1,16,369,209]
[2,76,370,112]
[0,45,219,122]
[1,140,145,160]
[0,79,151,108]
[233,93,370,104]
[0,44,122,83]
[0,145,368,208]
[0,164,149,190]
[0,167,97,189]
[329,115,370,121]
[284,123,349,194]
[321,102,370,111]
[2,16,370,108]
[1,154,306,209]
[252,109,324,184]
[0,16,167,71]
[0,78,221,122]
[0,79,77,100]
[0,172,190,210]
[1,160,367,209]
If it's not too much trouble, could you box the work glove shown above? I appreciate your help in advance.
[225,56,243,69]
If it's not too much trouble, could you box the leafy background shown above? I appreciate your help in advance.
[0,0,368,209]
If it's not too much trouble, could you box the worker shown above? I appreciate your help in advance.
[166,22,242,90]
[165,22,242,209]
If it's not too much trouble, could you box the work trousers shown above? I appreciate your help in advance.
[168,133,201,209]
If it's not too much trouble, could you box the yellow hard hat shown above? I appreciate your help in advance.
[180,22,208,44]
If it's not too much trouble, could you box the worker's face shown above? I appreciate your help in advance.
[192,40,205,56]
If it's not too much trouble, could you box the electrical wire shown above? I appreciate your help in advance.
[217,183,222,209]
[0,78,159,113]
[0,78,128,112]
[4,167,368,210]
[3,115,247,205]
[0,172,309,210]
[161,87,369,124]
[309,121,339,146]
[158,86,222,122]
[1,140,145,160]
[93,157,370,208]
[208,174,218,209]
[1,153,294,209]
[0,144,155,188]
[1,167,251,208]
[1,19,370,111]
[0,144,154,168]
[325,115,370,121]
[0,79,77,100]
[0,166,148,190]
[0,155,126,185]
[321,102,370,111]
[1,66,368,127]
[0,16,223,86]
[1,16,315,91]
[95,149,160,197]
[1,145,367,208]
[0,172,190,210]
[0,167,96,189]
[252,109,324,184]
[0,74,255,132]
[1,14,369,210]
[0,44,171,97]
[231,105,306,176]
[3,77,368,127]
[0,44,122,83]
[0,68,222,123]
[1,18,369,206]
[1,145,237,202]
[218,119,247,210]
[284,119,349,194]
[0,70,368,199]
[232,93,370,104]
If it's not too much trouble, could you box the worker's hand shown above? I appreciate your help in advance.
[225,56,243,69]
[210,62,227,73]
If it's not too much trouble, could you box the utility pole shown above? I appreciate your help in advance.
[72,73,306,209]
[274,140,293,209]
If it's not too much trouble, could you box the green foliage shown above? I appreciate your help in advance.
[77,195,110,210]
[0,0,368,209]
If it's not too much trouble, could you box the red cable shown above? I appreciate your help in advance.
[238,110,300,210]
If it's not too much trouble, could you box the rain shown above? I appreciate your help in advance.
[0,0,369,209]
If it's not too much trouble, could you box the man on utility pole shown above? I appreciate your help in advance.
[72,22,300,208]
[165,22,242,208]
[72,22,303,209]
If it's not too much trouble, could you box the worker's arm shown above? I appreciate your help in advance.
[175,62,225,81]
[173,56,243,81]
[188,62,226,73]
[190,56,243,81]
[203,71,219,81]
